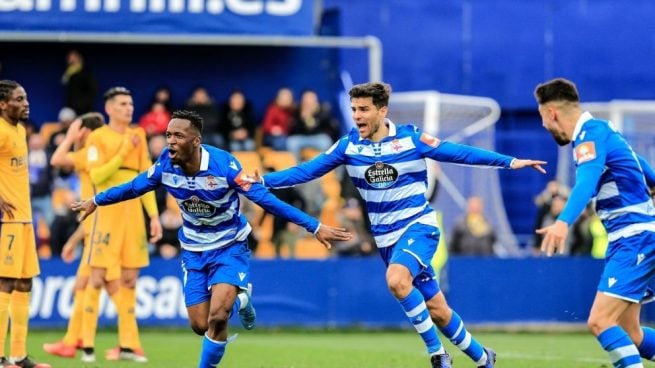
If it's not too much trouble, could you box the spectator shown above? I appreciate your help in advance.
[156,207,183,259]
[569,203,595,256]
[219,89,257,152]
[286,89,337,160]
[533,180,570,238]
[261,87,294,151]
[48,188,79,257]
[450,196,497,256]
[185,86,223,149]
[333,198,375,257]
[151,86,175,113]
[61,49,98,115]
[138,101,171,137]
[533,194,569,255]
[47,106,77,155]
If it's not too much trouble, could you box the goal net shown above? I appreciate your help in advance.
[557,100,655,187]
[387,91,520,255]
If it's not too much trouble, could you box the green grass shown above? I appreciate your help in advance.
[25,328,627,367]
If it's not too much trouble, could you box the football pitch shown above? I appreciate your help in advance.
[29,328,616,367]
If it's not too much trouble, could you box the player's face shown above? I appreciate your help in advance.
[166,118,200,165]
[351,97,388,140]
[106,95,134,124]
[538,104,570,146]
[0,86,29,125]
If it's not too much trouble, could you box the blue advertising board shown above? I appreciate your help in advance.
[0,0,315,35]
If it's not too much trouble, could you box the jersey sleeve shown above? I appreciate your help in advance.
[638,154,655,188]
[225,153,320,233]
[413,128,514,168]
[558,125,608,225]
[263,138,346,188]
[95,157,164,206]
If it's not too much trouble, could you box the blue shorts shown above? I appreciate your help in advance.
[377,223,441,300]
[181,240,251,307]
[598,231,655,303]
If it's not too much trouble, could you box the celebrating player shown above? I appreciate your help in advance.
[535,78,655,368]
[71,110,352,368]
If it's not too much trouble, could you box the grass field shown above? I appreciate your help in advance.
[27,328,620,368]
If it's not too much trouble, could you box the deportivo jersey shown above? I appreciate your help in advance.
[263,120,515,248]
[0,118,31,223]
[558,111,655,242]
[94,145,319,252]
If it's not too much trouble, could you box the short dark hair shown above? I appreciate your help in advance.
[534,78,580,104]
[172,110,203,134]
[0,80,20,103]
[79,112,105,130]
[103,86,131,102]
[349,82,391,109]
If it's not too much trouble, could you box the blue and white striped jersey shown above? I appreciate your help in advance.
[94,145,319,252]
[558,112,655,242]
[263,120,515,248]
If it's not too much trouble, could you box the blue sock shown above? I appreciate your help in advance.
[398,288,442,354]
[198,334,227,368]
[230,295,243,318]
[639,327,655,360]
[597,326,642,368]
[439,310,486,364]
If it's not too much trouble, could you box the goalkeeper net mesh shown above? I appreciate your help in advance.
[387,91,519,255]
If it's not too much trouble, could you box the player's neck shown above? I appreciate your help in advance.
[181,149,202,176]
[369,120,389,142]
[108,119,129,133]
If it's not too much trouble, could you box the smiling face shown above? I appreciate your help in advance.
[0,86,29,125]
[351,96,388,141]
[166,118,201,166]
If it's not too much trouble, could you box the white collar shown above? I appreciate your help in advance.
[199,146,210,171]
[571,111,593,141]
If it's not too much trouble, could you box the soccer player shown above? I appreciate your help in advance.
[249,82,546,368]
[0,80,50,368]
[71,110,352,368]
[43,112,121,359]
[79,87,162,363]
[534,78,655,368]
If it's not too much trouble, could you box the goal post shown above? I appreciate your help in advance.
[387,91,520,255]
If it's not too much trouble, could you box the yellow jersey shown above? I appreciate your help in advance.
[0,118,31,223]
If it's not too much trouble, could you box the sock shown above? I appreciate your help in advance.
[62,289,85,346]
[118,287,141,349]
[597,326,643,368]
[198,334,227,368]
[638,327,655,360]
[230,293,247,317]
[9,291,30,358]
[0,292,10,357]
[398,288,443,354]
[438,309,486,364]
[81,286,101,349]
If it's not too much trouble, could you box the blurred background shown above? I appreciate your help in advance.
[2,0,655,331]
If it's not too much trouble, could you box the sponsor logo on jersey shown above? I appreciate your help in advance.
[420,133,440,148]
[147,165,155,178]
[180,196,217,217]
[238,272,247,281]
[608,277,617,288]
[229,160,238,171]
[87,145,98,162]
[364,161,398,189]
[575,142,597,164]
[638,253,646,265]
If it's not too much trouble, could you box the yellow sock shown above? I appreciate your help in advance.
[109,291,121,347]
[9,291,30,358]
[81,286,101,348]
[0,292,10,357]
[118,287,140,349]
[62,289,85,346]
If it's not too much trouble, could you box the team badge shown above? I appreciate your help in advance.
[364,161,399,189]
[87,146,98,162]
[575,142,597,164]
[420,133,440,148]
[206,175,217,189]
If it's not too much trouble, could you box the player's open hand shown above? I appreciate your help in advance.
[315,224,353,249]
[71,198,97,222]
[61,240,77,263]
[536,220,569,256]
[510,159,547,174]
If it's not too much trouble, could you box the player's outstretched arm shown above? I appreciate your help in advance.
[510,159,547,174]
[61,223,85,263]
[70,198,97,222]
[314,224,353,249]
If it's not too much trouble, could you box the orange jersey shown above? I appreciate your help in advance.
[0,118,31,223]
[86,125,151,191]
